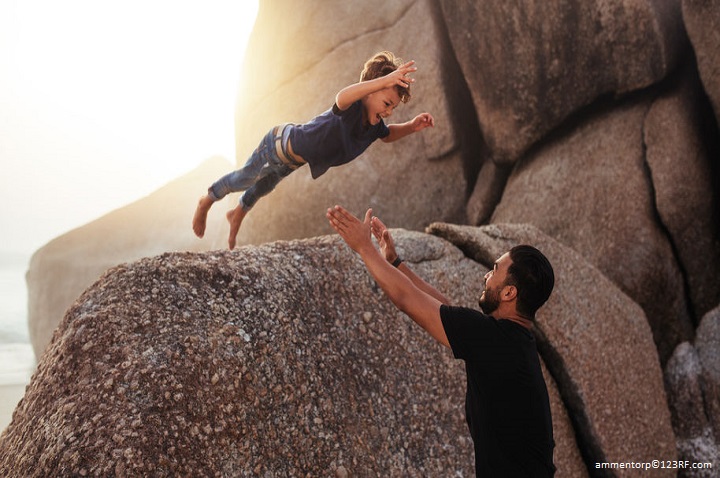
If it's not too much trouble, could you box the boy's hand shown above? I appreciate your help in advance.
[327,206,375,255]
[410,113,435,132]
[370,216,399,263]
[385,60,417,89]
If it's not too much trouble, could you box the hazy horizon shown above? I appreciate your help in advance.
[0,0,258,255]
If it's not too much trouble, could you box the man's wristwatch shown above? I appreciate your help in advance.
[391,256,403,268]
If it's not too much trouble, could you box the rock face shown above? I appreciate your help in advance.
[438,0,686,164]
[644,68,720,321]
[683,0,720,126]
[488,93,694,364]
[695,306,720,443]
[26,157,231,359]
[665,342,720,477]
[4,232,595,476]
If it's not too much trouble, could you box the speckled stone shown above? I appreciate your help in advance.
[2,233,483,476]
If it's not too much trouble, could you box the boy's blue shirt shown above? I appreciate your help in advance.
[289,100,390,179]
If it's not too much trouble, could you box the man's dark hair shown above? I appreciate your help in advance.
[506,245,555,319]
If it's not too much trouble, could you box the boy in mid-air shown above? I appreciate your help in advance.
[192,51,434,249]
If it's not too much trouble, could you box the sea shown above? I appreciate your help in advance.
[0,250,37,386]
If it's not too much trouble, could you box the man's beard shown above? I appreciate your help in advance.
[478,285,501,314]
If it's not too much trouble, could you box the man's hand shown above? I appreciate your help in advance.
[327,204,450,347]
[326,206,375,255]
[370,216,398,263]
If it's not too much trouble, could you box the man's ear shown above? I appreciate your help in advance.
[501,285,517,302]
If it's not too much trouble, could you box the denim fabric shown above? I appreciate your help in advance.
[209,126,296,210]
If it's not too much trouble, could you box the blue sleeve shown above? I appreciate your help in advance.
[331,101,389,138]
[377,120,390,138]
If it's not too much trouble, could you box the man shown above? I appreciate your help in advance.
[326,205,556,477]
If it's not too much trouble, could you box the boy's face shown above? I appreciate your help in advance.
[362,87,401,125]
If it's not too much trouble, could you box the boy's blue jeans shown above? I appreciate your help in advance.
[208,125,299,210]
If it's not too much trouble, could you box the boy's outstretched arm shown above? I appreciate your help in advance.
[326,205,450,348]
[382,113,435,143]
[335,60,417,111]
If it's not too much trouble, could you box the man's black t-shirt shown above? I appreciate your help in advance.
[440,305,556,477]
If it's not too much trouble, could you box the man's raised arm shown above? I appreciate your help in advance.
[369,215,450,305]
[326,205,449,348]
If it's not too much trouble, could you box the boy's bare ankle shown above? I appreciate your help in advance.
[226,207,247,250]
[192,195,215,238]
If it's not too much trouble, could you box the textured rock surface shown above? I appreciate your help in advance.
[683,0,720,125]
[695,305,720,443]
[438,0,686,163]
[644,67,720,320]
[429,222,677,473]
[540,361,589,478]
[4,233,480,476]
[665,342,720,477]
[488,95,693,364]
[26,156,231,359]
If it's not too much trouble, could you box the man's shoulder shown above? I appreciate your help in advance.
[440,305,495,336]
[440,305,495,360]
[440,304,488,321]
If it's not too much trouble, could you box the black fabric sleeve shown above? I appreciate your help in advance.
[440,304,498,361]
[441,305,480,360]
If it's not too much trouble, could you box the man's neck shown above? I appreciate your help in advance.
[492,313,533,330]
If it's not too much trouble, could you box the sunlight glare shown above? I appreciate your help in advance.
[13,1,257,172]
[1,0,258,252]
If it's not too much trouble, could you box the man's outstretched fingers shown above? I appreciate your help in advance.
[363,208,373,225]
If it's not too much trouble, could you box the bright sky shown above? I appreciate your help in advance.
[0,0,258,254]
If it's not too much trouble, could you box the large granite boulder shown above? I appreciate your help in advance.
[665,342,720,477]
[541,361,589,478]
[429,222,677,474]
[26,157,231,360]
[4,233,476,476]
[3,231,594,475]
[438,0,687,164]
[644,67,720,320]
[488,92,694,364]
[683,0,720,125]
[695,305,720,443]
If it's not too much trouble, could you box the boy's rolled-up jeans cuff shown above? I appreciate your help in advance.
[207,187,252,211]
[239,196,254,211]
[207,188,221,202]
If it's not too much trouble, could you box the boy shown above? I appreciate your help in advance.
[192,51,434,249]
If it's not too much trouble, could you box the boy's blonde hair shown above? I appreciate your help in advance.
[360,51,411,103]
